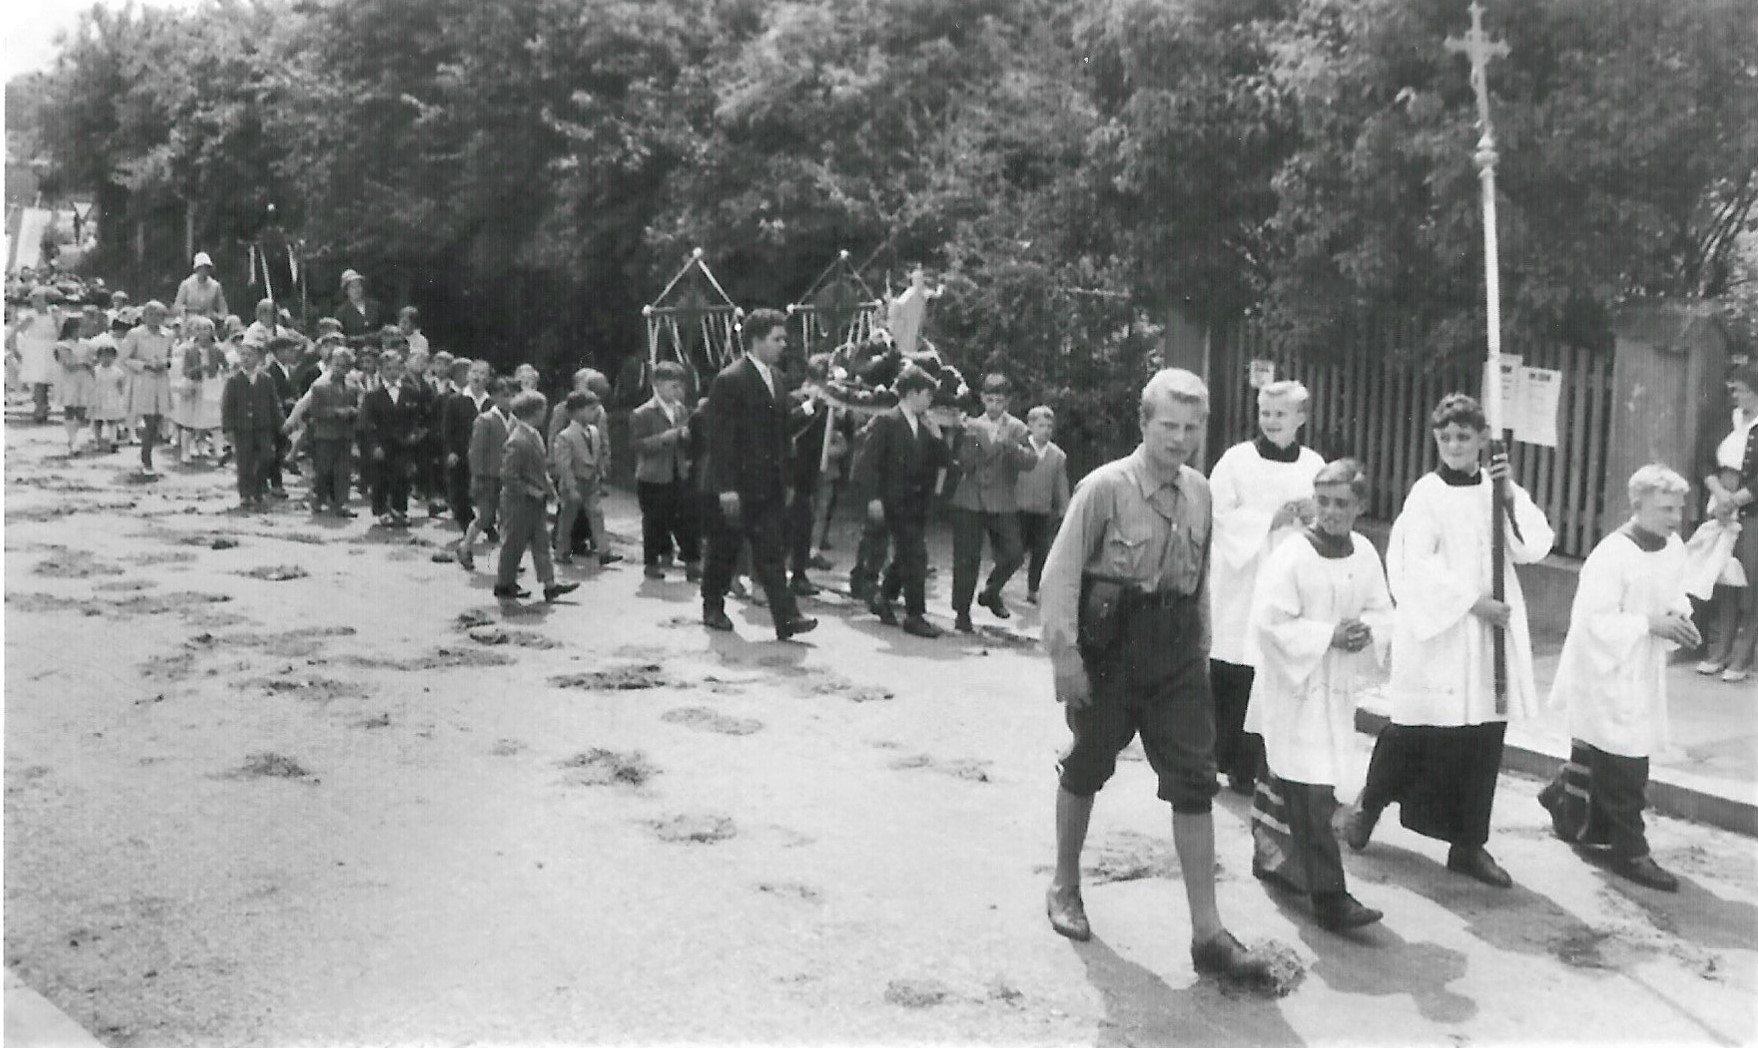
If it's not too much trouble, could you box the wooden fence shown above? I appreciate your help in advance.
[1208,319,1617,559]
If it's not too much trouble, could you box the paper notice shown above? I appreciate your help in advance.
[1516,366,1561,447]
[1488,354,1523,430]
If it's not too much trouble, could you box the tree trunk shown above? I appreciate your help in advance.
[184,200,196,266]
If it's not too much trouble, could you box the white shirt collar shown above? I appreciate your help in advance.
[750,356,776,394]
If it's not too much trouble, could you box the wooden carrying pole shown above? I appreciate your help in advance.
[1447,2,1512,714]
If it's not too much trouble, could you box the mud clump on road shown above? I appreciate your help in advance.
[32,547,125,578]
[661,706,763,735]
[232,752,317,781]
[236,564,309,581]
[342,647,514,672]
[467,627,559,649]
[455,609,496,630]
[561,749,659,788]
[805,678,894,703]
[551,664,668,691]
[884,978,952,1008]
[1084,830,1181,884]
[756,881,822,902]
[652,813,736,844]
[491,738,527,756]
[888,754,991,782]
[1214,939,1305,999]
[253,675,368,703]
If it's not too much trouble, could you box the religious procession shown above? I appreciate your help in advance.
[5,0,1756,1044]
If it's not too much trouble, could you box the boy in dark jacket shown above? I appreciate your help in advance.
[221,341,287,509]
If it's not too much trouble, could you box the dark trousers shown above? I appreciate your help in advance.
[265,431,288,492]
[448,460,474,530]
[1211,659,1265,787]
[312,439,352,508]
[1019,511,1057,594]
[1359,721,1508,848]
[1539,742,1651,860]
[638,479,700,566]
[878,502,930,616]
[232,428,273,500]
[31,383,51,422]
[354,433,377,505]
[372,447,412,516]
[787,471,822,576]
[850,515,892,600]
[1252,773,1346,896]
[702,493,800,626]
[139,414,163,470]
[497,496,554,589]
[952,508,1024,612]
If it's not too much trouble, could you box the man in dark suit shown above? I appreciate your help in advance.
[260,335,301,499]
[700,309,817,640]
[359,346,429,526]
[854,366,959,638]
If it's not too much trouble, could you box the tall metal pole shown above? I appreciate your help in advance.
[1446,2,1512,714]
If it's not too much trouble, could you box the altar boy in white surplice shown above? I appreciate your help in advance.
[1539,465,1700,893]
[1345,393,1555,890]
[1245,459,1393,933]
[1207,379,1326,796]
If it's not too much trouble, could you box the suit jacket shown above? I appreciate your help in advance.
[500,420,555,503]
[361,379,428,455]
[469,408,510,480]
[949,411,1037,513]
[221,369,285,434]
[704,356,790,504]
[630,395,692,484]
[444,389,489,461]
[551,421,606,497]
[292,356,325,398]
[264,357,295,409]
[305,372,361,442]
[853,408,951,510]
[337,300,385,345]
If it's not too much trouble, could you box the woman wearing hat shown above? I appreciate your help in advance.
[174,251,229,322]
[336,269,385,347]
[6,285,63,422]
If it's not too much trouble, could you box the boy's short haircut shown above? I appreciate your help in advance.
[399,305,420,323]
[1430,392,1489,433]
[510,390,547,421]
[652,361,687,384]
[894,366,937,397]
[449,359,473,380]
[1027,405,1055,425]
[566,390,600,413]
[489,376,517,398]
[741,308,788,343]
[1258,379,1311,410]
[1313,457,1371,501]
[315,317,343,335]
[981,372,1013,395]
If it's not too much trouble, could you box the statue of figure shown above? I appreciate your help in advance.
[885,266,942,357]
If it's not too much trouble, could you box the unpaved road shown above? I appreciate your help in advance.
[4,417,1756,1046]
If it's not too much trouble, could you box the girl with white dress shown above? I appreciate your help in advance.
[1345,393,1555,889]
[52,314,94,454]
[117,301,177,476]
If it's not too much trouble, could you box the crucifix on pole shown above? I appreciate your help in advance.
[1446,1,1513,714]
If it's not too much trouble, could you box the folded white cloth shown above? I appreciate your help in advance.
[1683,516,1745,600]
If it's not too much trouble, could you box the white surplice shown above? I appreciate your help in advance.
[1548,530,1690,758]
[1386,472,1556,725]
[1245,532,1394,786]
[1207,440,1326,665]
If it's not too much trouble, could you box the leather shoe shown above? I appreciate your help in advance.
[870,598,899,626]
[1447,846,1513,888]
[544,581,580,602]
[1537,786,1573,841]
[978,589,1011,619]
[1342,805,1380,852]
[1251,863,1302,895]
[1312,892,1384,932]
[598,552,624,566]
[790,575,822,597]
[1046,887,1091,941]
[955,613,975,634]
[1614,855,1679,892]
[1190,931,1273,980]
[703,605,735,631]
[492,585,530,599]
[902,615,942,639]
[776,616,818,640]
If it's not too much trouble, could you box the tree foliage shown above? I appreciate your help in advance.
[21,0,1758,409]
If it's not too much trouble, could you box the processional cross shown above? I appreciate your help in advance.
[1446,2,1514,712]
